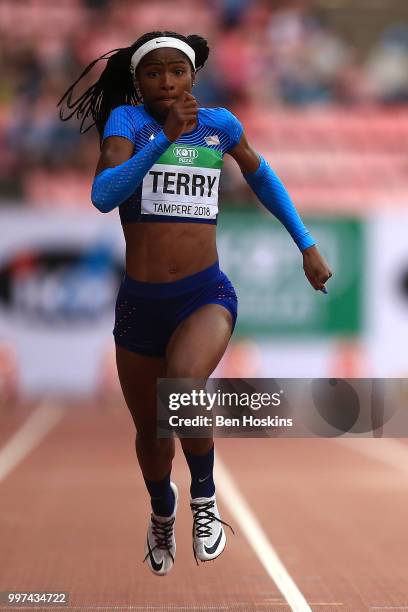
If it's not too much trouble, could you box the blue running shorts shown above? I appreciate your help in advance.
[113,260,238,357]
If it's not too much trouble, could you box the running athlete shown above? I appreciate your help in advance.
[58,30,332,576]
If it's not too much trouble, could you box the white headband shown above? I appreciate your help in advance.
[130,37,196,80]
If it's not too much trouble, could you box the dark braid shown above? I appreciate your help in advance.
[57,31,209,139]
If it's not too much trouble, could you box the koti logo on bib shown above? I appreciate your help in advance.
[173,147,198,164]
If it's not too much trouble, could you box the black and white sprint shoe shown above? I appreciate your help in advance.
[143,481,178,576]
[190,493,234,563]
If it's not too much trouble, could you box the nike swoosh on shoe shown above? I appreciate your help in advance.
[146,538,163,572]
[198,474,211,483]
[204,529,223,555]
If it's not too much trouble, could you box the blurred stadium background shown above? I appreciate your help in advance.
[1,0,408,400]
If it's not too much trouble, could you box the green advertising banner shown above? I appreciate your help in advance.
[217,211,363,337]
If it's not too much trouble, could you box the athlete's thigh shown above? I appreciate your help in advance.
[165,304,233,378]
[115,344,166,434]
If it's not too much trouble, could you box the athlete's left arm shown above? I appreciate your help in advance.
[227,132,333,292]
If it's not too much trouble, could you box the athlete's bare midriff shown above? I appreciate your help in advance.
[123,221,218,282]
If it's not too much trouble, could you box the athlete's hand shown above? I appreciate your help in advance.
[302,245,333,293]
[163,91,198,141]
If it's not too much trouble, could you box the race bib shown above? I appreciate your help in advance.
[141,144,223,220]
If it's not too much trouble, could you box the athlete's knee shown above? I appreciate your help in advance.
[136,433,174,462]
[165,361,205,378]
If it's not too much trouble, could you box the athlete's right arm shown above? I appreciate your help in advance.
[91,132,171,213]
[91,94,197,213]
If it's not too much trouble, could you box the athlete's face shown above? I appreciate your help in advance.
[135,48,195,120]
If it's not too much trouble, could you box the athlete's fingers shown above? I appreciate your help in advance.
[179,110,197,121]
[305,270,320,291]
[173,98,195,107]
[317,273,331,290]
[304,259,332,291]
[180,101,198,111]
[318,271,332,286]
[173,100,197,114]
[181,98,197,108]
[183,91,196,100]
[180,105,198,112]
[167,102,197,125]
[182,95,196,102]
[176,91,196,104]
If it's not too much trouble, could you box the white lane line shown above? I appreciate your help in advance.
[215,456,312,612]
[0,400,66,483]
[335,437,408,475]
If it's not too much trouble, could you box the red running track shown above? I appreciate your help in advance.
[1,398,408,611]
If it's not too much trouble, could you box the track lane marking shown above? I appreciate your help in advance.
[0,400,66,483]
[215,455,312,612]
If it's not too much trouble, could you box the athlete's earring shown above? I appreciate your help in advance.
[135,81,143,102]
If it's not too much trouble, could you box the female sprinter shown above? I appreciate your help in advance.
[58,31,332,576]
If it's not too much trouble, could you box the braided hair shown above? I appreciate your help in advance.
[57,31,209,139]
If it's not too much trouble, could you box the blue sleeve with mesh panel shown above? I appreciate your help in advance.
[91,131,171,213]
[243,155,315,252]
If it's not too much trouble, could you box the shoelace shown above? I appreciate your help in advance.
[143,515,175,565]
[190,499,235,565]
